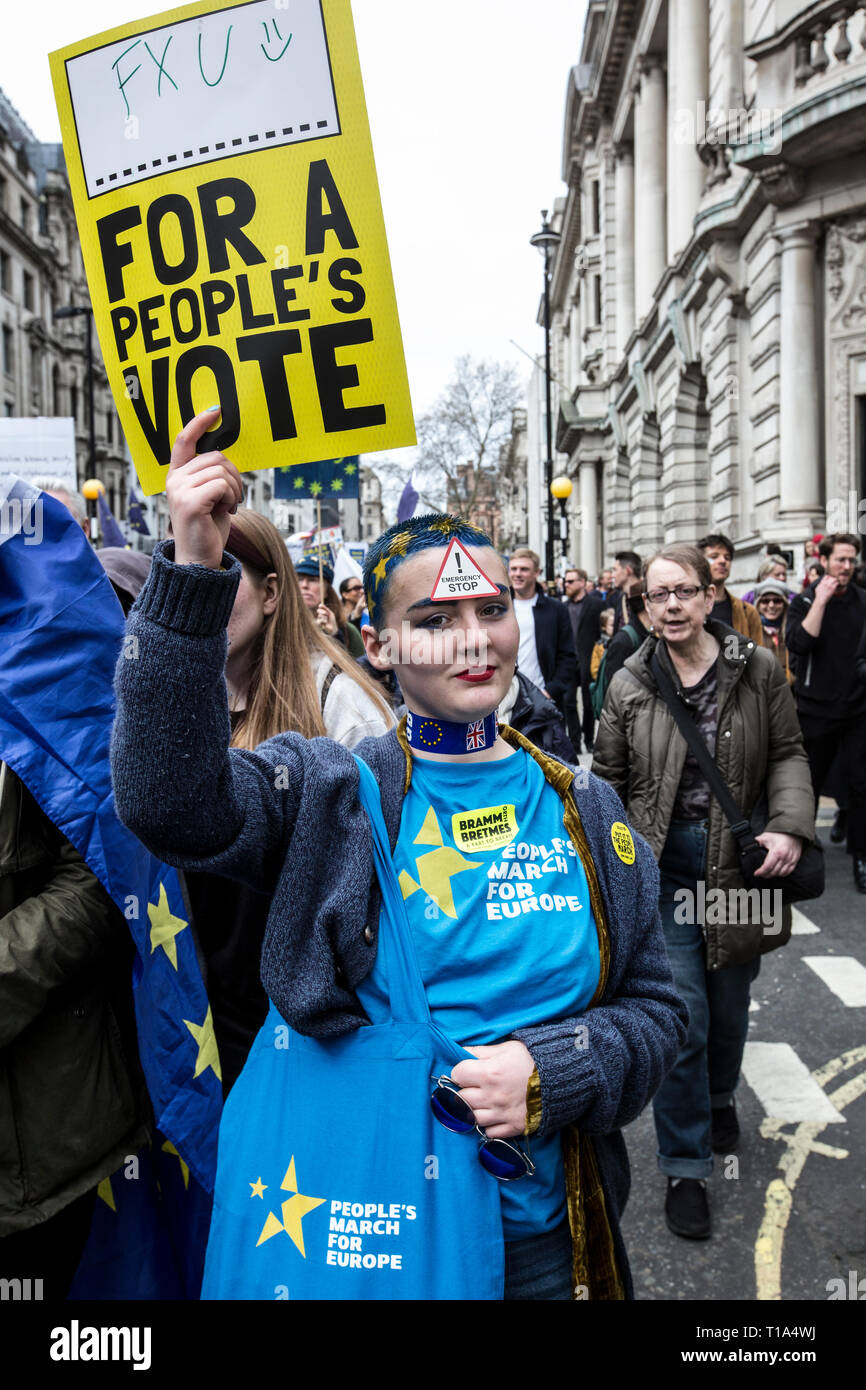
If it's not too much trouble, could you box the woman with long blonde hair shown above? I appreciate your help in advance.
[224,508,393,749]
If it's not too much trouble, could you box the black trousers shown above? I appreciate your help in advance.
[798,710,866,853]
[0,1188,96,1300]
[565,679,594,754]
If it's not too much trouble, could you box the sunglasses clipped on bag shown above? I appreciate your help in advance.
[430,1076,535,1181]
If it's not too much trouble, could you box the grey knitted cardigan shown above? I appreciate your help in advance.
[111,543,688,1294]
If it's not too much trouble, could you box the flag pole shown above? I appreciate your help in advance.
[316,498,323,593]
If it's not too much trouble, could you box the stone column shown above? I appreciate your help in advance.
[667,0,709,260]
[579,460,599,577]
[778,222,822,514]
[633,58,667,322]
[615,144,635,356]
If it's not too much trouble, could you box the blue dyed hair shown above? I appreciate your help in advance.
[363,513,495,627]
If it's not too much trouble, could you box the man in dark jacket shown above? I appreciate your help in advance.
[507,549,576,717]
[785,532,866,891]
[0,763,150,1297]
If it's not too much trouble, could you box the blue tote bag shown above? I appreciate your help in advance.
[201,757,504,1300]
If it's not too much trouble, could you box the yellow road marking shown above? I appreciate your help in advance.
[754,1048,866,1300]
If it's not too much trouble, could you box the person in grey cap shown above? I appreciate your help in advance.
[96,548,152,617]
[752,579,792,683]
[294,556,364,657]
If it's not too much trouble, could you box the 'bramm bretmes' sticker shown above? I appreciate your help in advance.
[451,804,519,852]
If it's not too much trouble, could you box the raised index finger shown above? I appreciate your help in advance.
[169,406,223,471]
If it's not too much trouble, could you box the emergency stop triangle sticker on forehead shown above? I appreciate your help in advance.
[429,539,501,602]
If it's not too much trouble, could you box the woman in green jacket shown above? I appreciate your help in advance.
[592,545,815,1241]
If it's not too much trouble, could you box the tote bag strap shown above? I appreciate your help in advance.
[352,754,436,1028]
[353,756,470,1065]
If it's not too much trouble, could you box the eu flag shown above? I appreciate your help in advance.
[0,476,222,1194]
[274,456,360,500]
[127,486,151,536]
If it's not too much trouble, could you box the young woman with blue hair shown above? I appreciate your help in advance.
[111,409,687,1301]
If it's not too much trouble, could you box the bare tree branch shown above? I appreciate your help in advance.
[414,355,522,542]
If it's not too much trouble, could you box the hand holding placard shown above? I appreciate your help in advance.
[167,407,242,568]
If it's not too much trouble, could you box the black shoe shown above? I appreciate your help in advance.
[854,856,866,894]
[830,810,848,844]
[711,1101,740,1154]
[665,1179,711,1239]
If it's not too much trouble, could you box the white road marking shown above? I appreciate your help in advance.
[802,956,866,1008]
[790,908,820,935]
[741,1043,845,1124]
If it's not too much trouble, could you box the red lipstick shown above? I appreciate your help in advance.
[456,667,496,683]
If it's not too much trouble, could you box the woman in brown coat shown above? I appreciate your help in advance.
[592,545,815,1241]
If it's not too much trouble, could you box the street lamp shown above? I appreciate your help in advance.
[55,304,95,487]
[81,476,104,544]
[530,209,561,582]
[550,474,573,564]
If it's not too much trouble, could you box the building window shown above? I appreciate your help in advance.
[591,180,600,236]
[2,324,14,378]
[106,411,114,445]
[70,382,78,422]
[23,271,34,311]
[0,250,9,294]
[53,364,61,415]
[4,401,14,417]
[0,174,6,212]
[20,198,30,236]
[593,274,602,327]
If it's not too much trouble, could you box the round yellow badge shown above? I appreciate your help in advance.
[611,821,636,865]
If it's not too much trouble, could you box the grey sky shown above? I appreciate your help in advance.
[2,0,584,429]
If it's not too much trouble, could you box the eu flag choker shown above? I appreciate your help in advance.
[405,710,498,756]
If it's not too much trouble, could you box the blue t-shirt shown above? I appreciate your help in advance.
[391,746,600,1240]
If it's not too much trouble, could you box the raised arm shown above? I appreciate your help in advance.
[112,411,296,890]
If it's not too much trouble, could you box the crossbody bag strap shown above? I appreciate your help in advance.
[649,650,755,855]
[320,662,340,714]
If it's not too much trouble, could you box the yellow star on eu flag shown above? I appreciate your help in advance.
[147,882,187,970]
[310,481,323,496]
[256,1156,325,1256]
[183,1006,222,1082]
[332,477,343,492]
[293,475,305,490]
[97,1175,116,1211]
[343,461,357,475]
[162,1140,190,1190]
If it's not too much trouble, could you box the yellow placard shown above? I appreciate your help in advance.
[451,805,519,853]
[50,0,415,495]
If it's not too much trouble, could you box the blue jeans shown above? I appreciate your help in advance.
[652,820,760,1179]
[503,1219,573,1300]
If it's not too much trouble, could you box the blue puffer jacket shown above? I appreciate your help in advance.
[111,542,688,1296]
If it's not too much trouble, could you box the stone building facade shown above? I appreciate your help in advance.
[536,0,866,583]
[0,88,273,540]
